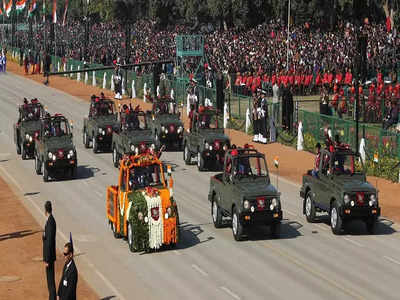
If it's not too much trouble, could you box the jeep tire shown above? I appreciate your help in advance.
[305,192,316,223]
[183,144,191,165]
[16,140,21,155]
[197,150,205,171]
[113,146,120,168]
[83,130,90,148]
[35,156,42,175]
[43,166,49,182]
[271,222,281,239]
[21,144,27,160]
[330,201,343,235]
[232,207,244,241]
[92,136,98,153]
[366,217,377,234]
[212,197,223,228]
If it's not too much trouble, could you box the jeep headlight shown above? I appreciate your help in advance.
[164,128,168,134]
[369,194,377,207]
[243,200,250,209]
[98,128,102,134]
[48,152,53,159]
[67,150,74,159]
[161,126,165,132]
[52,154,56,161]
[271,198,280,210]
[177,126,183,134]
[344,194,350,205]
[205,142,210,150]
[102,129,106,136]
[135,147,139,155]
[130,144,135,152]
[25,134,30,140]
[350,200,355,207]
[29,136,33,142]
[151,143,155,149]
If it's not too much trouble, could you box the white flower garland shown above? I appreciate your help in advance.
[143,192,163,249]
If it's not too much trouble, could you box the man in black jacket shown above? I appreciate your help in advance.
[58,242,78,300]
[43,201,57,300]
[282,86,294,133]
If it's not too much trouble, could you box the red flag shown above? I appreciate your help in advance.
[62,0,68,26]
[386,16,391,33]
[52,0,56,23]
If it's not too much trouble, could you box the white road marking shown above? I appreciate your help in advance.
[191,264,208,277]
[343,237,364,248]
[220,286,241,300]
[173,250,182,256]
[0,166,127,300]
[384,256,400,266]
[95,190,103,197]
[283,209,297,216]
[313,223,329,231]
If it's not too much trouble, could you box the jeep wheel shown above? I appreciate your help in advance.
[183,144,191,165]
[43,166,49,182]
[128,222,137,252]
[232,207,244,241]
[112,146,120,168]
[70,167,77,179]
[110,221,121,239]
[155,132,161,149]
[21,145,27,160]
[330,201,343,235]
[366,217,377,234]
[83,131,90,148]
[16,141,21,155]
[197,151,205,171]
[35,156,42,175]
[305,193,316,223]
[271,222,281,239]
[92,137,98,153]
[212,198,223,228]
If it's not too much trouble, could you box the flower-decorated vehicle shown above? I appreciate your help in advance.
[83,98,118,153]
[14,99,45,159]
[145,97,184,150]
[112,109,158,168]
[34,114,77,182]
[208,146,282,241]
[106,153,179,252]
[183,106,230,171]
[300,144,380,234]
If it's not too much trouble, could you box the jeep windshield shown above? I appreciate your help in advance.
[20,104,44,121]
[331,152,363,176]
[233,155,269,181]
[196,111,222,130]
[154,100,179,115]
[128,164,165,190]
[123,113,148,131]
[43,118,71,138]
[92,101,115,117]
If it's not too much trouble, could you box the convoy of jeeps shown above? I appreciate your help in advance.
[14,88,383,253]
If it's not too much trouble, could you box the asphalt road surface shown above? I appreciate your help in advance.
[1,72,400,300]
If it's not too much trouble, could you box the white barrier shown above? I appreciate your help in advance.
[143,82,147,102]
[103,73,107,89]
[84,71,88,85]
[245,108,251,134]
[70,65,73,78]
[92,71,96,86]
[110,75,114,91]
[122,77,126,95]
[359,138,366,163]
[131,80,136,98]
[77,66,81,81]
[297,121,304,151]
[223,102,229,129]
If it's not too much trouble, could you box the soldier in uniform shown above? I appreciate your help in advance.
[252,92,260,142]
[258,90,269,144]
[114,61,123,100]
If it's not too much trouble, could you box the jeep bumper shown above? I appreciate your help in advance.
[46,159,77,170]
[202,150,226,163]
[23,141,35,156]
[95,134,112,146]
[240,210,283,225]
[160,132,183,142]
[340,206,381,219]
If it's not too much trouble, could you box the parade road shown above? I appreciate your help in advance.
[1,72,400,300]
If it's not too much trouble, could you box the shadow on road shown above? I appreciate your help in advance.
[74,165,98,180]
[246,219,303,241]
[100,297,116,300]
[0,230,41,242]
[176,221,214,250]
[315,215,397,235]
[24,191,40,196]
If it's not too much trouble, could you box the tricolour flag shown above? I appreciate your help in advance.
[16,0,26,14]
[274,156,279,168]
[62,0,68,26]
[373,153,379,163]
[52,0,56,23]
[5,0,12,17]
[28,0,37,17]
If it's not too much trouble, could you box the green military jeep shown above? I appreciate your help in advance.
[183,108,230,171]
[14,101,44,159]
[145,97,184,150]
[208,147,282,241]
[111,110,158,168]
[83,99,118,153]
[300,146,380,234]
[34,114,77,182]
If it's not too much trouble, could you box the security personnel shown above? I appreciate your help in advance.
[259,90,269,144]
[252,92,260,142]
[114,62,123,100]
[57,242,78,300]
